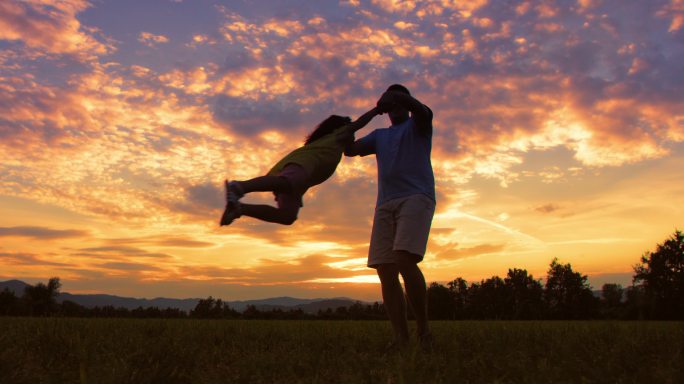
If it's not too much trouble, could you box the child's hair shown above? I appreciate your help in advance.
[305,115,351,144]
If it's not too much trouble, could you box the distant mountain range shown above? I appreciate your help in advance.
[0,280,369,313]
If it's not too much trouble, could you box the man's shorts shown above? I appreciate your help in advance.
[367,193,436,268]
[274,163,308,211]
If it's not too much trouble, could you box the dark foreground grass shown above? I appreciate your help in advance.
[1,318,682,383]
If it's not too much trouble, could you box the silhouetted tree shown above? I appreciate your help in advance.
[221,303,241,319]
[161,307,188,318]
[22,277,61,316]
[599,283,625,319]
[60,300,87,317]
[191,296,213,318]
[0,288,20,315]
[317,307,334,320]
[92,305,131,318]
[132,306,165,318]
[190,296,237,318]
[340,302,376,320]
[242,305,261,319]
[366,302,386,319]
[544,259,598,319]
[633,230,684,319]
[447,278,469,319]
[504,268,544,319]
[623,285,647,320]
[427,282,455,320]
[601,284,623,307]
[347,302,363,319]
[469,276,513,319]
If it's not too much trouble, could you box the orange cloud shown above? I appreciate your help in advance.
[0,0,112,58]
[435,243,505,260]
[159,66,213,94]
[0,226,88,239]
[138,32,170,47]
[371,0,417,13]
[657,0,684,32]
[0,251,72,267]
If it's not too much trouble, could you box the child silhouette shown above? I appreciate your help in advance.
[221,107,380,226]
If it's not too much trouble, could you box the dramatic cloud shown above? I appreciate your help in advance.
[105,235,216,248]
[435,243,506,261]
[0,0,112,57]
[74,246,172,259]
[1,0,682,299]
[0,226,88,239]
[0,251,72,267]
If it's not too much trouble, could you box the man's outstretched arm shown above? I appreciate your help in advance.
[344,137,365,157]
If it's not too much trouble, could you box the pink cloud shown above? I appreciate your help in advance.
[0,0,112,58]
[138,32,170,48]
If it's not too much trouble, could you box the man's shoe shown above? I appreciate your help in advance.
[419,332,434,352]
[382,337,409,357]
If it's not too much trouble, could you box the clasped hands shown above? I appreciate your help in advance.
[375,90,401,115]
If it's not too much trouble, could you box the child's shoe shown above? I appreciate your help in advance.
[226,180,244,202]
[220,180,243,226]
[220,200,241,226]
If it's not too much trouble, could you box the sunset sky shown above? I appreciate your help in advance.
[1,0,683,302]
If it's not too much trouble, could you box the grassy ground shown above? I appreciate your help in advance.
[1,318,682,383]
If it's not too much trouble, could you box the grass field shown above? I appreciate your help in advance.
[1,318,683,383]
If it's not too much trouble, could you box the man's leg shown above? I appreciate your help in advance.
[391,195,434,347]
[376,263,410,345]
[396,250,430,339]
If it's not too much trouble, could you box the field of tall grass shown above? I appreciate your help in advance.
[1,318,682,383]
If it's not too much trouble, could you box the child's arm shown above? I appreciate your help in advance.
[341,107,380,156]
[347,106,381,133]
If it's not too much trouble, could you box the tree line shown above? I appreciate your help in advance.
[0,280,386,320]
[426,230,684,320]
[2,230,682,320]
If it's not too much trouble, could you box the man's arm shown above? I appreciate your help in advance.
[344,138,365,157]
[377,91,433,134]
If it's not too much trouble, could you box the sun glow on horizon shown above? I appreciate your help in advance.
[307,275,379,284]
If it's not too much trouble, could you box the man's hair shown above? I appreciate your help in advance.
[386,83,411,96]
[305,115,350,144]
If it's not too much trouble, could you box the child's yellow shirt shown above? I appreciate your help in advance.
[267,125,354,188]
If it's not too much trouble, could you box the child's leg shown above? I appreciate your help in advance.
[223,164,304,226]
[234,175,291,194]
[240,203,298,225]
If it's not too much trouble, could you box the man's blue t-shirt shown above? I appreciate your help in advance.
[357,117,435,206]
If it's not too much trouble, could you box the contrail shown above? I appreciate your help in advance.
[437,210,545,245]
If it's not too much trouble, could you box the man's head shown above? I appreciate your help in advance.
[387,84,411,96]
[385,84,411,126]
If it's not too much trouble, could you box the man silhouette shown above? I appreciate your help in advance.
[345,84,435,349]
